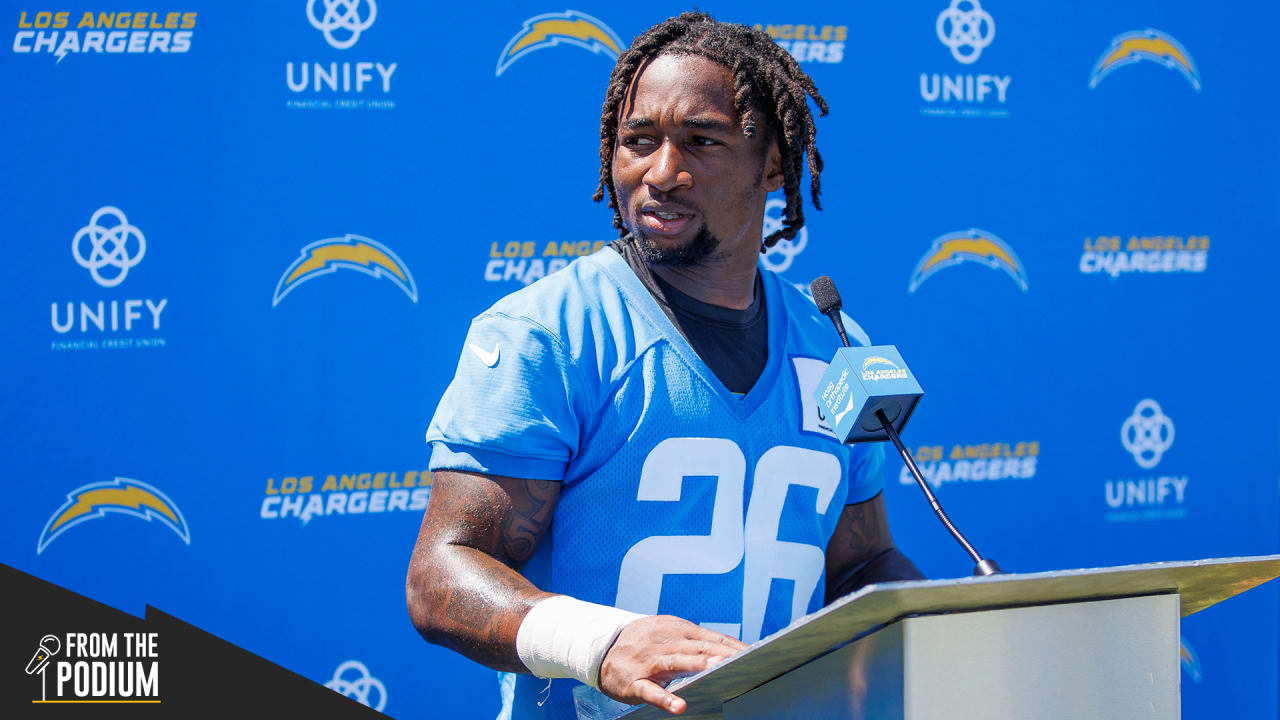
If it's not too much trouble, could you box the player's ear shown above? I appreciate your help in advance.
[762,139,783,192]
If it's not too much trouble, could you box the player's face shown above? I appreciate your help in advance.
[612,53,782,266]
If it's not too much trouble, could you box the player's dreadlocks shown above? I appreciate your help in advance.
[592,11,828,249]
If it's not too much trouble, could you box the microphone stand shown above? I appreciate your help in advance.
[877,409,1002,577]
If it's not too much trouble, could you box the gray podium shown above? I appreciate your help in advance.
[619,555,1280,720]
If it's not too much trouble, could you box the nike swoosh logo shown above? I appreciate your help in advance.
[831,395,855,426]
[468,342,500,367]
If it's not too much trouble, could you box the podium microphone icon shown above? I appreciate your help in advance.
[26,635,60,675]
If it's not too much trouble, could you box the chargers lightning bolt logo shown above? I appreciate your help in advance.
[1089,29,1201,91]
[909,229,1028,293]
[495,10,624,76]
[272,234,418,306]
[37,478,190,554]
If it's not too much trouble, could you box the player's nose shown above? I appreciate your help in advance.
[643,140,693,195]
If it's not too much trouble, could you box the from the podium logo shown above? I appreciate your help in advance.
[25,631,161,703]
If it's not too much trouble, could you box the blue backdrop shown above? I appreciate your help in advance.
[3,1,1276,717]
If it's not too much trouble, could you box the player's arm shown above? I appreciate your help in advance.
[406,470,745,714]
[824,492,924,604]
[406,470,558,671]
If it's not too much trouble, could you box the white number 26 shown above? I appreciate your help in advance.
[615,437,841,643]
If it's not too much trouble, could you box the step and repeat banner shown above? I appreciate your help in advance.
[3,1,1277,717]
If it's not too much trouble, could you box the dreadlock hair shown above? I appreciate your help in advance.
[592,11,828,249]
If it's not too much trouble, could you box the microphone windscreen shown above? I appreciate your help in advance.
[810,276,842,314]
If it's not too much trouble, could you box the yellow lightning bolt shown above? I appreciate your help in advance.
[1101,36,1193,75]
[508,18,621,57]
[50,486,178,532]
[921,238,1018,273]
[862,356,898,371]
[286,242,406,285]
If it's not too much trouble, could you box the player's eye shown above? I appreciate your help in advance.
[623,135,656,147]
[690,136,721,147]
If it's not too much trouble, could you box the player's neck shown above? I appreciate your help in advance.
[648,250,760,310]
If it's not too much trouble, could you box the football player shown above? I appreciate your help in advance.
[407,13,922,718]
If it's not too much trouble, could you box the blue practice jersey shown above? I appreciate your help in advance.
[426,247,884,719]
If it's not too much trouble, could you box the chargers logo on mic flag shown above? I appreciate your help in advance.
[37,478,190,554]
[909,229,1028,293]
[273,235,417,306]
[1089,29,1200,91]
[815,345,923,443]
[495,10,623,76]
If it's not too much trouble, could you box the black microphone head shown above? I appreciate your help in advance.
[810,276,842,315]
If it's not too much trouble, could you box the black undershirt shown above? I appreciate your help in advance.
[610,238,767,395]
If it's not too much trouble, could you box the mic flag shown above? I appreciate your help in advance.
[813,345,923,443]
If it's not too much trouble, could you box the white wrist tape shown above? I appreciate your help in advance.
[516,595,646,689]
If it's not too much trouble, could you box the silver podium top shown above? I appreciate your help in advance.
[618,554,1280,720]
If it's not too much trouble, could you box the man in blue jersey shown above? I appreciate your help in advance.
[407,12,922,718]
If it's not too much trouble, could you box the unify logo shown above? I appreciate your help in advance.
[753,22,848,64]
[920,0,1011,118]
[1106,399,1187,522]
[73,206,144,287]
[760,199,807,273]
[12,11,196,63]
[908,228,1028,293]
[325,660,387,711]
[308,0,376,49]
[495,10,623,76]
[936,0,993,63]
[287,0,396,110]
[26,632,161,703]
[1089,28,1201,92]
[1121,399,1174,470]
[273,235,417,305]
[1080,235,1209,278]
[37,477,190,554]
[51,207,168,351]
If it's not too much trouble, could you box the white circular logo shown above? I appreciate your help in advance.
[1121,399,1175,470]
[307,0,376,50]
[325,660,386,711]
[72,206,146,288]
[760,199,807,273]
[936,0,995,65]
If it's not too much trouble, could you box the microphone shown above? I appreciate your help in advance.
[809,276,1001,577]
[26,634,60,675]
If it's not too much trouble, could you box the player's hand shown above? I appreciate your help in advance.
[598,615,747,714]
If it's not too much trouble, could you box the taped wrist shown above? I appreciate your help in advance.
[515,595,646,689]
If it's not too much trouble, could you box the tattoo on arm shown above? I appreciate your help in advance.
[824,492,894,603]
[406,472,560,672]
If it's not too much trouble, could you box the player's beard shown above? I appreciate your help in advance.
[633,222,722,267]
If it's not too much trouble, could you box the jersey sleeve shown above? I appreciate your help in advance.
[845,443,886,504]
[426,311,587,480]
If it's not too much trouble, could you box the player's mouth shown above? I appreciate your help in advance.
[640,204,696,235]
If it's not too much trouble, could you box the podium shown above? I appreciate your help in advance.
[618,555,1280,720]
